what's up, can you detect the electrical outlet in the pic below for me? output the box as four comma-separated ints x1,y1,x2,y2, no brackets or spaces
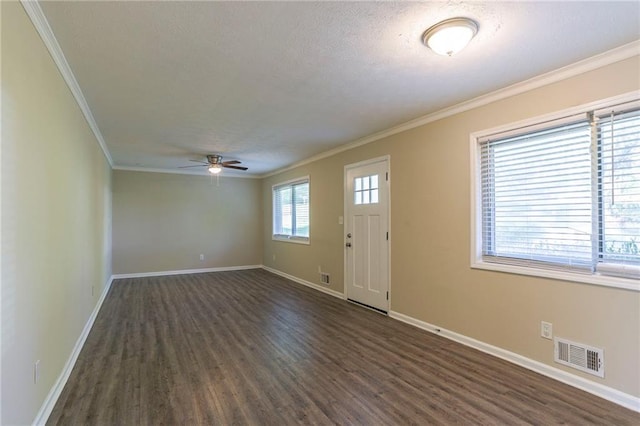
34,360,40,384
541,321,553,339
272,254,276,261
199,254,204,261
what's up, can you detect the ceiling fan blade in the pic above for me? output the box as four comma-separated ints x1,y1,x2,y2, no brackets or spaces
223,165,248,171
189,159,209,164
178,164,207,168
222,160,241,165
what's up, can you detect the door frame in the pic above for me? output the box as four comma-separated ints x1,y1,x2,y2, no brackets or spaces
343,155,391,312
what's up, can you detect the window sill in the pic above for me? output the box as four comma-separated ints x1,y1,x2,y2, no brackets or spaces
272,236,310,245
471,260,640,292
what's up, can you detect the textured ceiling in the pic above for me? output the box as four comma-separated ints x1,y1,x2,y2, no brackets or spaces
39,1,640,176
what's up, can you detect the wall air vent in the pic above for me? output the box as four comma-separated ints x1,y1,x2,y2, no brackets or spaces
554,337,604,378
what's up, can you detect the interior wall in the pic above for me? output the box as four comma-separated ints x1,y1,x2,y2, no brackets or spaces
262,164,345,291
1,2,113,424
262,56,640,398
112,170,263,274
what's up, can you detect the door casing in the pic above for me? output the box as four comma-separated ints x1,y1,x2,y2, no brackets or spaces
343,155,391,312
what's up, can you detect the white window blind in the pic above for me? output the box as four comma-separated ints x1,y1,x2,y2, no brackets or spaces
478,100,640,280
273,178,309,241
596,107,640,278
480,119,593,272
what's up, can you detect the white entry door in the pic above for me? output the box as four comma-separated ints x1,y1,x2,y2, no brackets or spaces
344,157,389,312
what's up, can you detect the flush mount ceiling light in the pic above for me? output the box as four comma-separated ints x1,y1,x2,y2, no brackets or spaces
422,17,478,56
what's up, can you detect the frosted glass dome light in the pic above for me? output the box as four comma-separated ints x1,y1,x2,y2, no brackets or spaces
208,164,222,174
422,18,478,56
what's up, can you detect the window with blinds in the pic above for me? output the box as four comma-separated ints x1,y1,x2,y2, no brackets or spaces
273,177,310,242
476,99,639,283
596,107,640,278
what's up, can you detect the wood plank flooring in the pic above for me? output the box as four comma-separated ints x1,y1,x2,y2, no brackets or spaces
48,269,639,425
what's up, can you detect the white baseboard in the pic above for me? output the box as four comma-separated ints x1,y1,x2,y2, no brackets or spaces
111,264,262,279
32,276,115,425
389,310,640,413
31,269,638,423
262,266,345,300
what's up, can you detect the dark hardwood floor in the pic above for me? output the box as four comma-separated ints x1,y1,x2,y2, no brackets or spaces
48,269,639,425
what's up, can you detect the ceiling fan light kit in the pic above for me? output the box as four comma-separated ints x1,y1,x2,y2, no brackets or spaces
208,164,222,174
422,17,478,56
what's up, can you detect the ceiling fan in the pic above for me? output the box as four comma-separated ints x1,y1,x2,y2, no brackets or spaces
180,154,248,174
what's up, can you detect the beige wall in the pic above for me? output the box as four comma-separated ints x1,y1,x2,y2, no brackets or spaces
3,1,638,421
112,171,262,274
1,2,112,424
263,57,640,397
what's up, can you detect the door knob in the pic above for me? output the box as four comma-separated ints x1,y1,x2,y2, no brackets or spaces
346,242,352,248
347,233,352,238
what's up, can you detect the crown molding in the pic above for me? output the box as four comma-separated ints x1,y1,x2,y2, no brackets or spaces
20,0,114,166
20,0,638,178
262,40,640,178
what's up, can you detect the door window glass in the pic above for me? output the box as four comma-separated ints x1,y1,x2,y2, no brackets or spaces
354,175,379,205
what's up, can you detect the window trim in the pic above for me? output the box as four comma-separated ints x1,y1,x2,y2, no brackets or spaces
272,176,310,244
470,92,640,292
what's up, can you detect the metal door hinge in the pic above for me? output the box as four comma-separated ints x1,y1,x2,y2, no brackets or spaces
386,291,389,300
386,172,388,181
386,232,389,241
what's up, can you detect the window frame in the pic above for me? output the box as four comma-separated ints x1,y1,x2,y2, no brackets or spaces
470,92,640,292
272,176,310,244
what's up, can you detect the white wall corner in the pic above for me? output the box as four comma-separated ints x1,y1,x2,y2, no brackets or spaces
388,310,640,413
